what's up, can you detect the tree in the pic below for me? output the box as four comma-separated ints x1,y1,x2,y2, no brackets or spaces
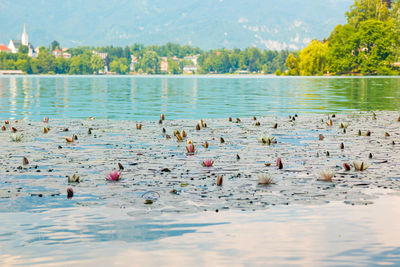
18,45,28,54
297,40,328,75
15,59,31,73
168,59,182,74
31,50,55,74
51,40,60,51
346,0,390,27
284,53,299,75
54,57,70,74
139,51,160,74
110,58,129,74
90,54,104,74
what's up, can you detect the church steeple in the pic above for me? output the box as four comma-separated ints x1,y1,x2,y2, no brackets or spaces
21,24,28,46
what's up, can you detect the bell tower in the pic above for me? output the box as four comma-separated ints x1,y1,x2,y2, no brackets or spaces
21,24,28,46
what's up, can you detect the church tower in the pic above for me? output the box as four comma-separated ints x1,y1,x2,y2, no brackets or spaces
21,24,28,46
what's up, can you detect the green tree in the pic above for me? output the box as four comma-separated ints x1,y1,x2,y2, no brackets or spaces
346,0,390,27
139,51,160,74
18,45,28,54
110,58,129,74
15,59,31,73
51,40,60,51
168,59,182,74
284,53,299,75
31,50,55,74
90,54,104,74
54,57,70,74
297,40,328,75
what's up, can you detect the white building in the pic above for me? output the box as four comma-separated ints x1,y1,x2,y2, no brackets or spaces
8,24,37,57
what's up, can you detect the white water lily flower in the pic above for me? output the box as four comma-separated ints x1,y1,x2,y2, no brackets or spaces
257,173,275,185
257,135,275,145
10,133,23,142
353,161,369,171
318,169,335,182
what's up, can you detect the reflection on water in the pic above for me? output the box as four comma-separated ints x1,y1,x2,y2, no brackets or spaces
0,76,399,120
1,195,400,266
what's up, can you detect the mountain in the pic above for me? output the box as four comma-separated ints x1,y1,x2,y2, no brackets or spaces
0,0,353,50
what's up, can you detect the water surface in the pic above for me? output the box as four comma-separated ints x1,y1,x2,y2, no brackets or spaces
0,75,399,120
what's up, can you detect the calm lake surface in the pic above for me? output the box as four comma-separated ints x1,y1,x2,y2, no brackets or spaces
1,75,400,266
0,75,399,120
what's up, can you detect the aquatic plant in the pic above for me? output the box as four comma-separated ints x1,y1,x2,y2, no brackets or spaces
202,159,214,167
220,137,225,143
196,124,201,131
228,117,232,122
326,119,333,126
10,133,23,142
11,127,18,132
318,169,335,182
216,175,223,186
136,123,142,130
258,135,275,145
366,130,371,136
186,140,195,154
23,157,29,165
257,173,275,185
255,121,261,126
43,127,49,134
43,117,49,123
318,134,324,140
339,122,349,129
273,123,278,129
340,142,344,149
118,163,124,170
276,157,283,169
160,113,165,121
353,161,369,171
106,170,122,181
67,173,80,183
1,125,6,131
67,188,74,199
343,163,351,171
182,130,187,137
203,141,209,148
66,136,74,143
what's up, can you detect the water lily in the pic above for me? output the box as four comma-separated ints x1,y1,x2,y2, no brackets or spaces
66,136,74,143
160,113,165,121
273,123,278,129
67,173,80,183
326,119,333,126
67,188,74,199
276,157,283,169
343,163,351,171
258,135,275,145
318,169,335,182
186,140,195,154
43,117,49,123
340,142,344,149
318,134,324,140
196,123,201,130
339,122,349,129
228,117,232,122
10,133,23,142
136,123,142,130
106,170,122,181
353,161,369,171
203,141,209,148
216,175,223,186
202,159,214,167
23,157,29,165
11,127,17,132
257,173,275,185
1,125,6,131
43,127,49,134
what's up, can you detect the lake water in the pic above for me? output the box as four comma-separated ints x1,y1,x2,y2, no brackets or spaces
0,75,399,120
1,75,400,266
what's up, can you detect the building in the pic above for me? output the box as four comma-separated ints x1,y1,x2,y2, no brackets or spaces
52,48,62,58
93,51,110,73
160,57,169,73
130,55,138,72
184,55,199,66
8,24,37,57
0,44,12,53
183,65,198,74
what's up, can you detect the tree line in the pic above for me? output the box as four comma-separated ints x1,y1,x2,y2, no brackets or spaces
0,42,288,75
285,0,400,76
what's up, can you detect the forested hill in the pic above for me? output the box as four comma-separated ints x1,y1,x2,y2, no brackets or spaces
0,0,351,50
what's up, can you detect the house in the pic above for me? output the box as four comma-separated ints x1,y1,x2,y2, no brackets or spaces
62,52,71,59
184,55,199,66
93,51,110,73
130,55,138,72
0,44,11,53
160,57,169,73
52,48,62,58
183,65,198,74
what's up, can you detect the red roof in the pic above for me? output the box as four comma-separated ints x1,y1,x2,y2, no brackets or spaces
53,49,61,52
0,44,11,51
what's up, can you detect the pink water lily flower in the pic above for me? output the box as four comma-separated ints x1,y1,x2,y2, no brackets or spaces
106,170,122,181
186,141,195,154
202,159,214,167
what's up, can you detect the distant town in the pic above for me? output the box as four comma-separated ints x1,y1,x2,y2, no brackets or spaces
0,24,288,75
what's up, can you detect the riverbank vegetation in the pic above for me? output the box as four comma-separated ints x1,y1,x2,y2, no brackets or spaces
0,43,288,75
285,0,400,76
